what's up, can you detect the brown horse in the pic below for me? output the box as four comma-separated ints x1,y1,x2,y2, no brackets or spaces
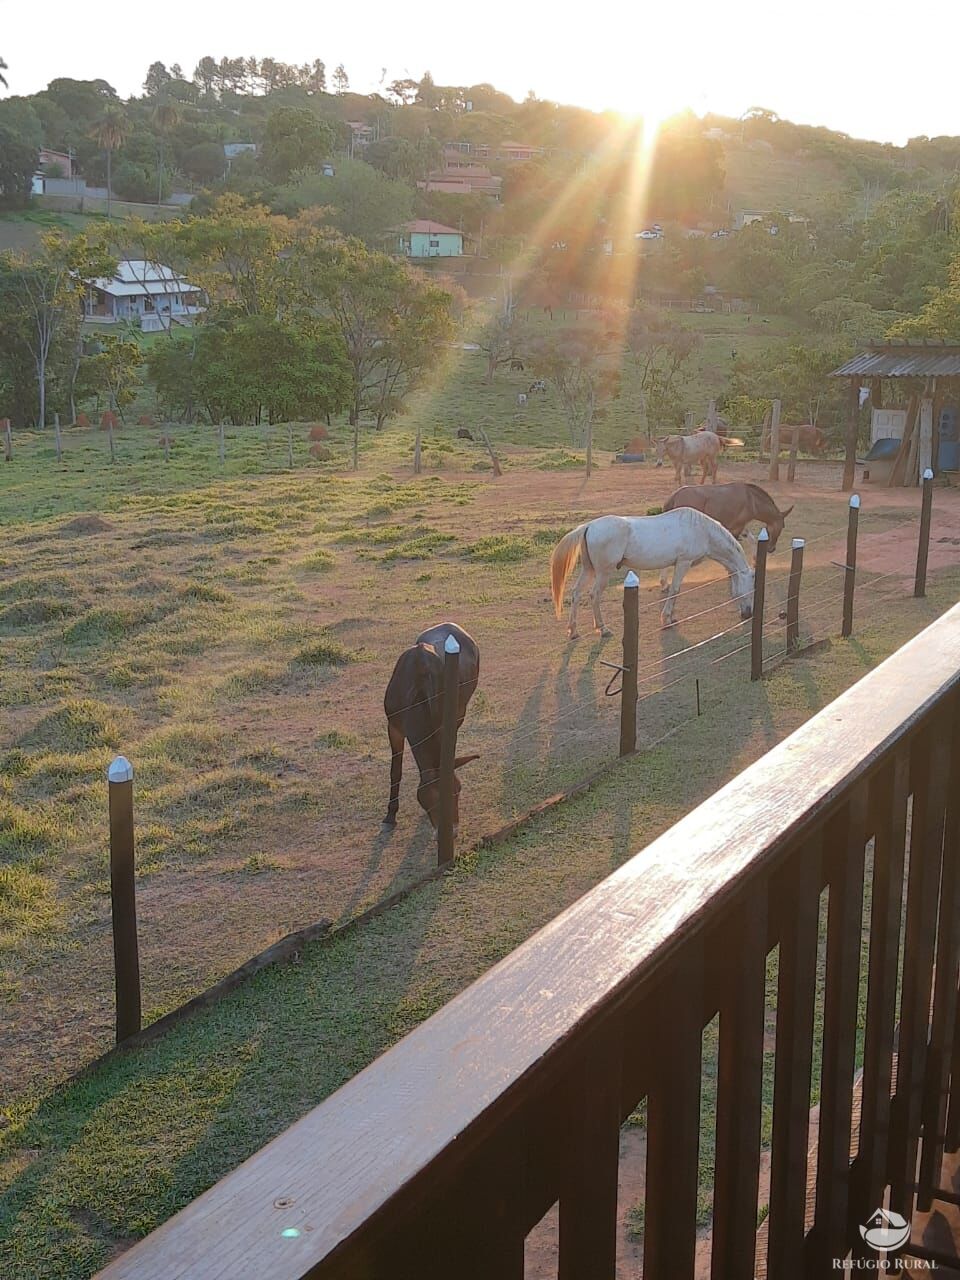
383,622,479,834
764,423,827,455
663,482,793,552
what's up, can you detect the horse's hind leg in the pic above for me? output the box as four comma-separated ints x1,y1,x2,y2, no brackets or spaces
591,573,612,637
659,564,671,594
384,720,404,824
661,560,691,626
568,562,593,639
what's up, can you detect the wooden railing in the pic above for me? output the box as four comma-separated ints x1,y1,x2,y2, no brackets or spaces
97,604,960,1280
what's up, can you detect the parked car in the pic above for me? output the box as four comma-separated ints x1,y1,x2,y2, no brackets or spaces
710,229,730,238
636,229,661,240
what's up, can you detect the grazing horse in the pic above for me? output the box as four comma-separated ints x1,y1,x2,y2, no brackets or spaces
528,379,547,394
550,509,754,635
655,430,721,484
383,623,480,833
663,482,793,552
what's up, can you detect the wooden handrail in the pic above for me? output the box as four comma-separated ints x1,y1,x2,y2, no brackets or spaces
97,604,960,1280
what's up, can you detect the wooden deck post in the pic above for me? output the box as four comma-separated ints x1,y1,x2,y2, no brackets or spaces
767,398,782,483
751,528,768,680
914,469,934,598
620,571,639,756
108,756,141,1043
436,634,460,866
842,495,860,638
786,538,804,651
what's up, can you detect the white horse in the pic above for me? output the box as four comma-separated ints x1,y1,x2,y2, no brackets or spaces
550,508,754,636
655,430,721,484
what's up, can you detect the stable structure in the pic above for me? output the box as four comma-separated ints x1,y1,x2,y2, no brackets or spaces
82,260,205,332
829,340,960,488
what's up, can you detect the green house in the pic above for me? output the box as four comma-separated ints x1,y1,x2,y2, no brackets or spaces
398,220,463,259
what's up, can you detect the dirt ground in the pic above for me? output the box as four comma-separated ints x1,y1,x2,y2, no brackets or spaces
4,452,959,1102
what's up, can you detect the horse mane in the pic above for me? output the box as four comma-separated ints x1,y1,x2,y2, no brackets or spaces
744,482,780,511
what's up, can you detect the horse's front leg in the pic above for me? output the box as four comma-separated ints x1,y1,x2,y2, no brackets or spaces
384,720,404,824
661,560,691,627
592,574,612,637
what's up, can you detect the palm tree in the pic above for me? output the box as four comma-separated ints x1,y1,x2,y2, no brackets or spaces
91,105,129,217
151,99,180,204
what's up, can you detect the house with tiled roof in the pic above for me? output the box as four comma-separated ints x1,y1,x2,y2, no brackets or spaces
398,220,463,258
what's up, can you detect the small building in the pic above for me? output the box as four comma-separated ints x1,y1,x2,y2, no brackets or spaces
83,260,204,331
418,163,501,199
498,140,538,162
398,220,463,259
829,340,960,485
39,148,73,178
346,120,375,151
223,143,257,167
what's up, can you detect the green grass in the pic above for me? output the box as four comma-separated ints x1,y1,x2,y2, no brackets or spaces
1,575,957,1278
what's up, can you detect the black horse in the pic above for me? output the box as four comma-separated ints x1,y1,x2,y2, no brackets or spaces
383,623,480,833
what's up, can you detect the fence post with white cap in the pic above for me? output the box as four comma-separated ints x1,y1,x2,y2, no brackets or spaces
436,634,461,866
108,755,141,1042
620,571,640,756
751,529,769,680
786,538,805,652
842,495,860,638
915,468,934,599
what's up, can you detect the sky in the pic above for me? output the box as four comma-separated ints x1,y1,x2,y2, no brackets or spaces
3,0,960,147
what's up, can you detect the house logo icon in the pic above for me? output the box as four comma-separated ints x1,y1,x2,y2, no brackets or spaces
859,1207,911,1252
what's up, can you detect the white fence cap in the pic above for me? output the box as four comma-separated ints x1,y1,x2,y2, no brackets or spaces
444,634,461,654
791,538,805,549
923,468,934,481
108,756,134,783
850,494,861,509
624,570,640,588
758,527,769,541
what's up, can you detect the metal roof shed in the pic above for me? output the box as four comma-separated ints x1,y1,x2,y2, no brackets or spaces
829,340,960,487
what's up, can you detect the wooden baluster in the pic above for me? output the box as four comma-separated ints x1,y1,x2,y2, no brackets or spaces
766,835,823,1279
710,886,769,1280
808,787,869,1271
558,1022,623,1280
917,696,960,1209
850,753,910,1243
889,718,951,1225
643,945,703,1280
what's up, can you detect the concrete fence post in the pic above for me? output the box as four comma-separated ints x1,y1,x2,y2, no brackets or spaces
108,756,141,1043
751,528,769,680
437,635,460,867
620,571,640,756
786,538,805,651
842,495,860,638
914,469,934,599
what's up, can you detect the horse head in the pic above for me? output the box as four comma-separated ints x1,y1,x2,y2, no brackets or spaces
654,437,672,467
417,754,480,836
765,504,793,553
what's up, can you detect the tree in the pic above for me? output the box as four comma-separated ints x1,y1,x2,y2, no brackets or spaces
365,135,420,182
888,254,960,341
275,157,413,246
416,72,439,109
306,59,326,94
151,98,180,203
532,329,621,477
0,128,38,210
181,141,225,183
194,56,218,97
624,306,701,432
332,64,349,95
74,332,143,418
299,238,455,465
146,315,351,424
143,61,172,99
386,78,419,106
478,311,527,383
262,106,336,181
0,231,115,428
91,104,129,216
0,58,8,90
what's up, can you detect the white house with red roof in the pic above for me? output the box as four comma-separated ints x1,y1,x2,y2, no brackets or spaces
398,220,463,259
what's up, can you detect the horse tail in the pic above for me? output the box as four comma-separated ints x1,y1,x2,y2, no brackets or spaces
551,523,588,619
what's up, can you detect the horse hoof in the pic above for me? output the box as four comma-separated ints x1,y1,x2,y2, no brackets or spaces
567,630,579,640
382,815,397,827
599,627,613,638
